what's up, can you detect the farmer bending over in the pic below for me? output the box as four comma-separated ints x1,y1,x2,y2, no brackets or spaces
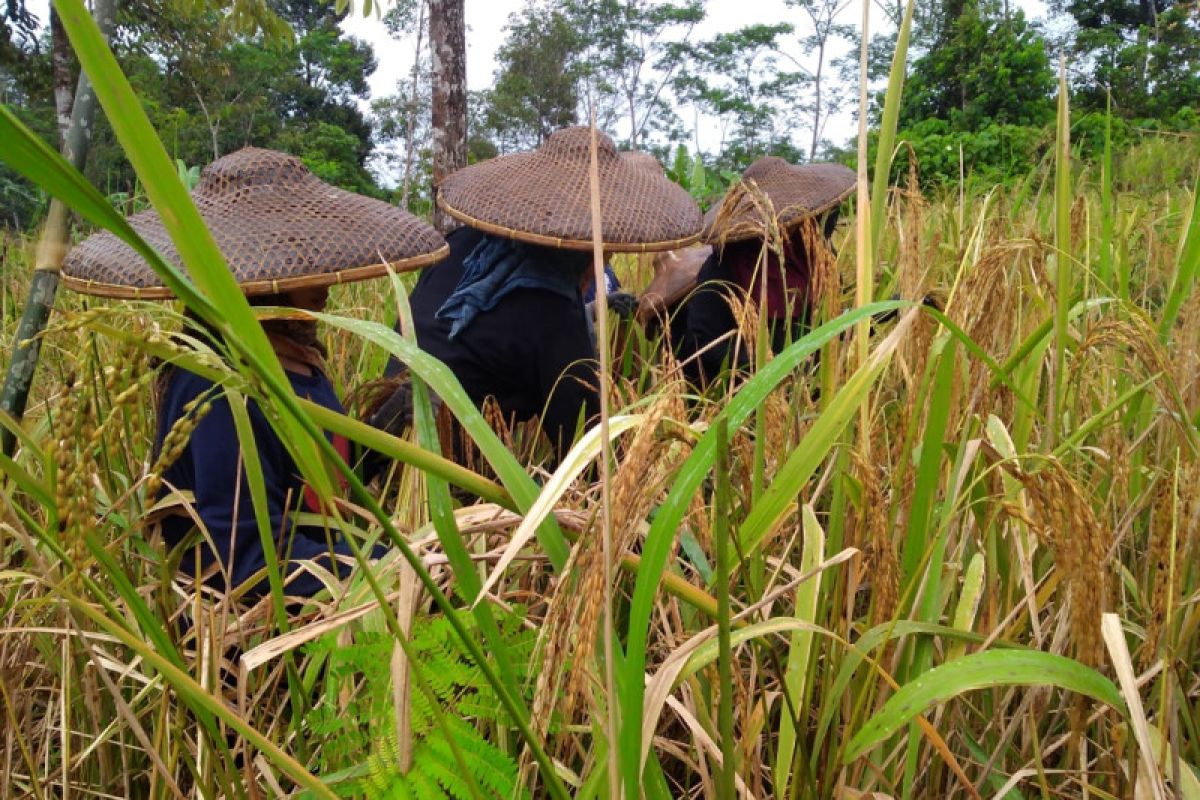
61,147,449,599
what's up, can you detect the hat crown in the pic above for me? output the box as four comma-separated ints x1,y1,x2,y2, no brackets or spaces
543,126,619,163
198,147,310,196
743,156,791,183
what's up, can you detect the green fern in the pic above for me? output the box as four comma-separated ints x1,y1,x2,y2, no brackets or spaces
308,607,534,799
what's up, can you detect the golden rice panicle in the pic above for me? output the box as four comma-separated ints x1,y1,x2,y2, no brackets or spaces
567,394,672,716
1171,289,1200,410
1010,459,1111,667
948,243,1024,417
50,365,101,564
795,215,839,322
1143,454,1200,667
1142,467,1176,667
853,449,898,624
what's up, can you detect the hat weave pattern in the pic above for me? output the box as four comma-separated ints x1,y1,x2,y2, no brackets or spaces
703,157,856,244
62,147,448,299
437,127,702,253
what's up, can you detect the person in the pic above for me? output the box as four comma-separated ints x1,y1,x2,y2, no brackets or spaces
676,157,854,388
61,147,449,599
381,126,703,460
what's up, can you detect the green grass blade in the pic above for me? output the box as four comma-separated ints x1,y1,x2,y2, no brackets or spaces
618,301,903,795
1052,57,1072,445
1157,175,1200,343
311,313,571,569
843,650,1127,763
737,315,911,555
869,0,916,260
389,271,520,696
713,417,735,800
775,504,825,798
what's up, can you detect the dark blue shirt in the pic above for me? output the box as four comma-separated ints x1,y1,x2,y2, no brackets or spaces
156,367,379,598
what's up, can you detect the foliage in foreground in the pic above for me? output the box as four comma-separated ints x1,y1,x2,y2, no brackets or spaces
2,123,1200,795
3,2,1200,797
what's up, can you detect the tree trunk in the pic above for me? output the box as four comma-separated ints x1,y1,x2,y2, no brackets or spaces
1,0,117,457
401,0,427,211
811,39,825,160
429,0,466,233
49,7,75,144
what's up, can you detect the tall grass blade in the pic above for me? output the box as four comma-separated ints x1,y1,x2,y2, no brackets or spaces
869,0,916,260
389,272,519,694
617,301,900,794
1156,174,1200,342
738,312,913,555
844,650,1127,763
713,417,736,800
775,504,826,798
310,313,571,567
1051,56,1072,444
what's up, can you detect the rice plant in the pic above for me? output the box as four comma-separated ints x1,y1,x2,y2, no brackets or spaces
2,1,1200,798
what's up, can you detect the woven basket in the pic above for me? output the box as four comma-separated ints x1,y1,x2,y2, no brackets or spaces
703,158,855,244
62,147,448,299
437,127,701,253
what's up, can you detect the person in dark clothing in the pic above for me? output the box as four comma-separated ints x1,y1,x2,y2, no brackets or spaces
379,125,703,461
60,147,449,600
676,157,854,389
156,290,393,598
388,225,601,456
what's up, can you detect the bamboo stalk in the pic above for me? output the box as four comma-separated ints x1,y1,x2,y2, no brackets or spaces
0,0,116,457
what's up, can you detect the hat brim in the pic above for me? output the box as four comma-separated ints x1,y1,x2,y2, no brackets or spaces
62,147,449,298
59,246,450,300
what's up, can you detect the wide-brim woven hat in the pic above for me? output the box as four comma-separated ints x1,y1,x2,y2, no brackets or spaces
437,127,701,253
62,147,449,299
703,157,855,244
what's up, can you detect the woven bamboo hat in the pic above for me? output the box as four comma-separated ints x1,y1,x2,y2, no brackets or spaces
703,157,855,244
62,147,449,299
436,127,701,253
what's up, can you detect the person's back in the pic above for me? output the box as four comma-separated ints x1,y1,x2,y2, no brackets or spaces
395,226,599,456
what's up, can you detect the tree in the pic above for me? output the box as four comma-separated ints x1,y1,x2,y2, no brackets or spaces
1049,0,1200,118
899,1,1055,131
563,0,704,149
673,23,806,169
429,0,466,232
783,0,854,159
481,1,581,152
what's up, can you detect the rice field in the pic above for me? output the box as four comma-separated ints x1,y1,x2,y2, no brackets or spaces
3,5,1200,799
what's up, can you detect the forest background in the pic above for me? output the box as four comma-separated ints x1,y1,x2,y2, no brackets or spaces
2,0,1198,232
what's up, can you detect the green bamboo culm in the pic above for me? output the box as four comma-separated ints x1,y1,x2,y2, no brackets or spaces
0,0,116,457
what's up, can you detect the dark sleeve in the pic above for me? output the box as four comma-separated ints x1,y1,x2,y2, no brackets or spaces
524,297,600,456
681,254,745,387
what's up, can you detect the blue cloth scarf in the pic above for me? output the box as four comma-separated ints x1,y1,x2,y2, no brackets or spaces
436,234,585,339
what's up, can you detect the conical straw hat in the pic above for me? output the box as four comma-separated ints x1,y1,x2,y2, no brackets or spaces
437,127,702,253
703,157,855,244
62,147,449,299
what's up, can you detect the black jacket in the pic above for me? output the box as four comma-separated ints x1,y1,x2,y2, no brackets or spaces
390,226,600,456
678,253,807,388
